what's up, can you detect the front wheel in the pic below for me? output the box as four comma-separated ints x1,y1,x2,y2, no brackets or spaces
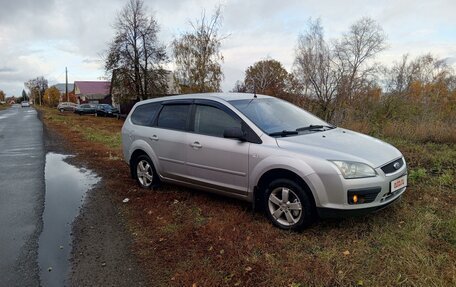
264,179,315,231
59,108,64,112
133,154,158,188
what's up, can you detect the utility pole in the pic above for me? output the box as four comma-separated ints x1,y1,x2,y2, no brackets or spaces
65,67,68,102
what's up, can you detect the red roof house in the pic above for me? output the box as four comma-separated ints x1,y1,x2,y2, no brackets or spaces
74,81,111,104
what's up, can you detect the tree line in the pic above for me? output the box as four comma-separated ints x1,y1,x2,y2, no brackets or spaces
105,0,455,127
21,0,455,130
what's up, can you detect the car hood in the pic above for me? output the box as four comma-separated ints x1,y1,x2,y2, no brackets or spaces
276,128,402,168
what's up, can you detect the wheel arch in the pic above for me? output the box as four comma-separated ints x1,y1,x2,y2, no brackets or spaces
129,149,148,178
254,168,317,212
127,142,160,179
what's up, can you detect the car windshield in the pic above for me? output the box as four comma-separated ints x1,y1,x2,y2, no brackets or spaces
229,97,331,136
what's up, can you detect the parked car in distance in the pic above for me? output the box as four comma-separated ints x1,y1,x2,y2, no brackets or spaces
21,101,30,107
121,93,407,231
57,102,78,112
74,104,97,115
96,104,120,118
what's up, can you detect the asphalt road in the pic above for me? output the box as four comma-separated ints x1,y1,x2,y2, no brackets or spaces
0,105,44,286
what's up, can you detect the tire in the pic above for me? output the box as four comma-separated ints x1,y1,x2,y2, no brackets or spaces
59,108,64,112
133,154,158,188
263,178,315,231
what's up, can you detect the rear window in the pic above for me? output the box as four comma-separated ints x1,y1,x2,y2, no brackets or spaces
131,103,161,126
157,104,190,131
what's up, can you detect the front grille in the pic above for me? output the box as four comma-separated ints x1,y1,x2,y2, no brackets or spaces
381,158,404,174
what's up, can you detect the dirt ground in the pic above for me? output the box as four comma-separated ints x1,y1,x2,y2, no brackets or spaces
40,111,147,286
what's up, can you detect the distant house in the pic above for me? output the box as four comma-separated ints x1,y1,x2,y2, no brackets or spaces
74,81,111,104
111,70,177,114
52,83,75,102
7,97,16,105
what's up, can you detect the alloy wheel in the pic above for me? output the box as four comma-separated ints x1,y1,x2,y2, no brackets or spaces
136,159,153,187
268,187,303,227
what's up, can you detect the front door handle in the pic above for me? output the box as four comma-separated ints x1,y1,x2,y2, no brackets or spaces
190,141,202,149
150,135,159,141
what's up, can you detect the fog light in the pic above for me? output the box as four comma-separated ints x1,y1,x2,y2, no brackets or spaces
348,187,381,205
352,195,358,204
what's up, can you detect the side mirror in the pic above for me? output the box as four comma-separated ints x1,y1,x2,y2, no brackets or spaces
223,127,246,141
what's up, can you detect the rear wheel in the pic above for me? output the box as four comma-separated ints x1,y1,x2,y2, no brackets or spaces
264,178,314,231
59,108,64,112
133,154,157,188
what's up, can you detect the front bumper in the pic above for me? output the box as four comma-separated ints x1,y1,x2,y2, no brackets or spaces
317,192,403,218
307,157,408,215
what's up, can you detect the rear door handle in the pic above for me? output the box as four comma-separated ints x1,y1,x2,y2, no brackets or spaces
150,135,159,141
190,141,202,149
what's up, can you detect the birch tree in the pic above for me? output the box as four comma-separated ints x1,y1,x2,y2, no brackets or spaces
172,7,224,93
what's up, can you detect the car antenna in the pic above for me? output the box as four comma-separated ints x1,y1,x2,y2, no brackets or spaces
253,80,257,98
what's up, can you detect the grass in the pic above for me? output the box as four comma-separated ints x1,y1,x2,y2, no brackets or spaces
0,104,10,111
38,106,122,149
38,106,456,286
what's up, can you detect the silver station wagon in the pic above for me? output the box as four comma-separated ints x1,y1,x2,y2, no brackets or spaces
121,93,407,230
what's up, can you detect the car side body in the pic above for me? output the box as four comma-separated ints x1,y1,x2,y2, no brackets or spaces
74,104,97,115
121,93,407,230
57,102,78,112
96,104,120,117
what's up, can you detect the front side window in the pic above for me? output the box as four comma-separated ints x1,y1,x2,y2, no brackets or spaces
131,103,160,126
157,104,190,131
193,105,241,137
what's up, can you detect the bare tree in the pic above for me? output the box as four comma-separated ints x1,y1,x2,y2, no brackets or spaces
25,76,48,105
384,54,411,94
293,18,340,121
105,0,167,101
385,53,455,94
172,7,225,93
293,17,386,122
334,17,387,102
231,80,246,93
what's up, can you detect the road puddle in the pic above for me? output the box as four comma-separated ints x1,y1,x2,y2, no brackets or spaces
38,153,99,286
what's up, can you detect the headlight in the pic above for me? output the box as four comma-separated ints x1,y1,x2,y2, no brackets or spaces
330,161,377,179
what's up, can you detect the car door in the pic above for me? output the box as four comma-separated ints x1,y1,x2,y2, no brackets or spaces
151,101,192,181
186,101,250,196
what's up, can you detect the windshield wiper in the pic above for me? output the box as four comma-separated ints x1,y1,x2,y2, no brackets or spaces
296,125,336,132
268,130,299,137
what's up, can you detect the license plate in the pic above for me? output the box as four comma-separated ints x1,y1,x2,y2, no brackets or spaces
391,175,407,193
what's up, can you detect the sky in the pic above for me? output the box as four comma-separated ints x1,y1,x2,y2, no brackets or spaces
0,0,455,96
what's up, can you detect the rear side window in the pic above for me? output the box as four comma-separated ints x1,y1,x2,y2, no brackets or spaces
157,104,190,131
194,105,241,137
131,103,160,126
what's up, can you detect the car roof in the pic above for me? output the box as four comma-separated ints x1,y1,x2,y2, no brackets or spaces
136,92,272,106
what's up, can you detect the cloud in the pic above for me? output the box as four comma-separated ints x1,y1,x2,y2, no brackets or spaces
0,67,16,73
0,0,455,95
